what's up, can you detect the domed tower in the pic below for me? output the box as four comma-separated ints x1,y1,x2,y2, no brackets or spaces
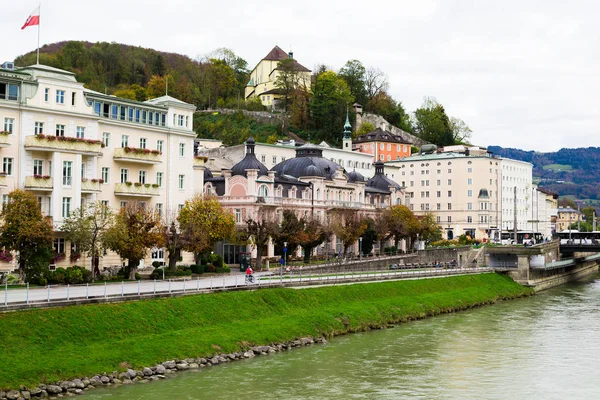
271,143,344,179
366,160,402,192
230,137,268,177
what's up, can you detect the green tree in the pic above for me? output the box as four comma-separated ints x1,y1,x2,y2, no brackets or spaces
416,213,442,243
178,195,236,264
413,97,455,146
274,210,303,258
449,117,472,144
103,202,164,279
146,74,175,99
384,205,419,247
0,190,53,281
274,58,307,111
339,59,368,106
360,218,378,256
356,121,375,138
310,71,353,143
61,202,113,278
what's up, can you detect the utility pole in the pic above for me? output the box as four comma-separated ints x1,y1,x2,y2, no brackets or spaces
577,202,581,232
513,186,518,244
594,210,597,232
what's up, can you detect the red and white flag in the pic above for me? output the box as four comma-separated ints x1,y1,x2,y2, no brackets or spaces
21,6,40,30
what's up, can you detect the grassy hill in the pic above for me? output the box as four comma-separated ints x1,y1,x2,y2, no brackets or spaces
488,146,600,200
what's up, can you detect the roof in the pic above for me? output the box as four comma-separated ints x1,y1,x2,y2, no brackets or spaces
145,95,196,110
231,138,269,178
366,161,402,193
354,128,411,145
261,45,311,72
271,143,344,179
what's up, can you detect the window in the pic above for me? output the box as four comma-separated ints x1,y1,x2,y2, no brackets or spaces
101,167,110,184
448,203,452,210
448,169,452,173
179,143,185,157
178,115,185,126
387,155,391,161
120,168,129,183
62,197,71,218
178,174,185,190
121,135,129,148
76,126,85,139
44,88,49,102
436,216,441,223
448,216,452,223
156,172,163,187
71,92,76,106
62,161,72,186
436,203,441,210
436,191,441,197
437,179,441,186
155,203,163,217
261,155,266,163
448,191,452,197
157,140,163,153
387,144,391,151
468,167,472,173
448,179,452,185
55,124,65,137
120,201,128,209
468,190,473,197
140,138,147,149
467,202,472,210
234,209,242,223
380,143,384,150
273,156,277,164
139,170,146,184
102,132,110,147
56,90,65,104
467,178,472,185
258,185,268,197
35,122,44,134
53,238,66,254
3,118,14,134
33,160,43,176
467,216,472,223
410,181,414,187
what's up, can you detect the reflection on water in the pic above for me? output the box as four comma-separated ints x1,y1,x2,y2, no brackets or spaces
84,274,600,399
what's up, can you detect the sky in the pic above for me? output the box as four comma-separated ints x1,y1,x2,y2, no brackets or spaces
1,0,598,152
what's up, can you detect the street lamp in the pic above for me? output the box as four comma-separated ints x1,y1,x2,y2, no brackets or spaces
359,237,363,261
282,241,287,282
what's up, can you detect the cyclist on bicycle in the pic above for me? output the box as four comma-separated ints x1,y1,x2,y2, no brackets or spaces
245,265,254,283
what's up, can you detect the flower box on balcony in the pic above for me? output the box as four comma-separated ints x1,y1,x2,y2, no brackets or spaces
25,176,54,190
114,182,160,197
25,134,103,155
113,147,162,164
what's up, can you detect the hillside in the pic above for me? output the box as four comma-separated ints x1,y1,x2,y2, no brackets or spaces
488,146,600,200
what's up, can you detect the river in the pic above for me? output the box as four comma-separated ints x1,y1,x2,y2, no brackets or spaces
83,274,600,399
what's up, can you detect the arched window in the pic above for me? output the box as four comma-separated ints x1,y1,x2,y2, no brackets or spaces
396,198,401,205
316,188,321,200
205,183,213,195
326,190,330,200
338,191,342,201
359,193,363,203
258,185,268,197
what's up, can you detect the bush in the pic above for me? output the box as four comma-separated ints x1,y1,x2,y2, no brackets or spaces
51,267,67,284
208,253,224,269
152,261,161,268
190,264,205,274
215,266,231,274
205,265,216,273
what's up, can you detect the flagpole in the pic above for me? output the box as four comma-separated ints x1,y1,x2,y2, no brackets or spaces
36,2,41,64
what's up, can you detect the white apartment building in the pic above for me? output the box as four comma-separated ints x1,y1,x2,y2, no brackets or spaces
385,145,535,241
0,64,201,271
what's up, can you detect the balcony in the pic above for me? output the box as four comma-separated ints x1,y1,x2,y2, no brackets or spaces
25,135,103,156
325,200,364,209
81,179,102,193
0,133,11,148
113,147,162,164
25,176,53,191
114,182,160,197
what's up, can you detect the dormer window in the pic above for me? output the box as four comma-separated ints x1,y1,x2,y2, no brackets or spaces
56,90,65,104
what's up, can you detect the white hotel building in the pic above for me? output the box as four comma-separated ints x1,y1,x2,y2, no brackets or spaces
385,145,539,241
0,63,202,271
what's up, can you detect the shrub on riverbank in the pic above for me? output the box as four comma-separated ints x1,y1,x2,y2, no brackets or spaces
0,273,532,390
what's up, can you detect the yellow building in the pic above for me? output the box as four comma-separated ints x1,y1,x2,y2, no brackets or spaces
556,207,583,232
244,45,311,109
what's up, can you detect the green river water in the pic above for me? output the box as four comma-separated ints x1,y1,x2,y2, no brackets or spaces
84,274,600,399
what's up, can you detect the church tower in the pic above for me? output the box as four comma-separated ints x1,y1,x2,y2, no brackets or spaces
343,109,353,152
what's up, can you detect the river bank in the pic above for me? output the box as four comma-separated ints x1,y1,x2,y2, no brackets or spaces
0,273,532,396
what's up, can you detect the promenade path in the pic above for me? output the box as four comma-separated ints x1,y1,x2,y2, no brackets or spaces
1,266,492,311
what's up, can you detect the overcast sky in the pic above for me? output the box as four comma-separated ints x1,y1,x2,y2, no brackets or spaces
2,0,598,152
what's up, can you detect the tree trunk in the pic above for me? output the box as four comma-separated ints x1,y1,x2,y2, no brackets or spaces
128,259,140,280
194,252,202,266
303,246,312,264
19,257,26,282
255,246,263,271
93,253,100,279
168,248,179,272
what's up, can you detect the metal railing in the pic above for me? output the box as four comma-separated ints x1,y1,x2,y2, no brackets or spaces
0,266,492,310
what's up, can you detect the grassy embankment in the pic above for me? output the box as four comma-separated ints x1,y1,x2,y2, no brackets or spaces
0,273,532,390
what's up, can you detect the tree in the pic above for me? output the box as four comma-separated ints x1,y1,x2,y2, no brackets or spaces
360,218,378,256
274,210,303,258
356,121,375,138
178,196,236,264
413,97,455,147
416,213,442,244
339,59,368,106
163,220,184,272
103,202,164,279
243,208,278,270
310,70,353,142
274,58,306,112
297,216,329,263
331,210,367,255
449,117,472,144
0,190,53,281
364,67,389,112
384,205,419,248
61,202,113,278
146,74,175,99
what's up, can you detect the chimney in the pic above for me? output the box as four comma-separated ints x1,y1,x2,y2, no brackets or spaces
288,51,294,59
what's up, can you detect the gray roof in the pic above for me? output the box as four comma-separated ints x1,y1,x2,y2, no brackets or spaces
271,143,344,179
